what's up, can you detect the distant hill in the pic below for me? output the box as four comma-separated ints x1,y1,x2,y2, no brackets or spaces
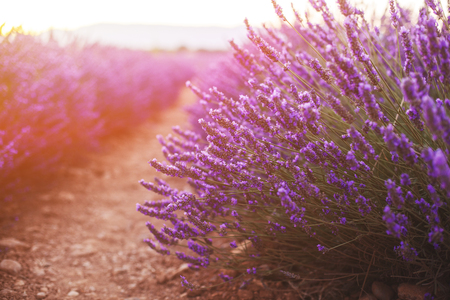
40,24,248,51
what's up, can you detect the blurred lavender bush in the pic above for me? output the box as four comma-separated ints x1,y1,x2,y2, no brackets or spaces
139,0,450,298
0,29,201,196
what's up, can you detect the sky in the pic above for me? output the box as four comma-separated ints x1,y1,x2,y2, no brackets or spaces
1,0,428,33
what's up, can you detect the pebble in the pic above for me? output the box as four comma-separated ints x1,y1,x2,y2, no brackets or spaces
0,259,22,273
359,294,377,300
167,263,189,280
156,272,168,284
128,283,137,289
397,283,430,300
33,267,46,276
67,290,80,297
372,281,395,300
14,279,26,286
186,289,203,297
58,191,76,201
231,240,252,255
0,289,15,296
112,266,129,276
0,237,30,249
237,289,254,300
259,290,274,299
36,292,47,299
70,244,97,257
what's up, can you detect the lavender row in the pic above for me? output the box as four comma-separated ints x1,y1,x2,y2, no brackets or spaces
0,31,200,197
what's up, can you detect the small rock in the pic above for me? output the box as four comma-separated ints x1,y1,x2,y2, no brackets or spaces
0,259,22,273
187,289,203,297
156,273,168,284
31,244,41,252
359,294,377,300
41,206,54,216
59,191,75,201
128,283,137,289
237,289,254,300
397,283,430,300
232,240,252,255
85,293,97,298
42,261,52,268
0,289,15,296
67,290,80,297
372,281,395,300
167,263,189,280
259,290,274,299
253,279,265,288
33,267,46,276
0,238,30,249
36,292,47,299
112,266,128,276
14,279,26,286
280,294,297,300
40,287,49,293
39,194,52,201
70,244,97,257
219,268,239,278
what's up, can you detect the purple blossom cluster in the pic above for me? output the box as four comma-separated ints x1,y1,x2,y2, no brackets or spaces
139,0,450,296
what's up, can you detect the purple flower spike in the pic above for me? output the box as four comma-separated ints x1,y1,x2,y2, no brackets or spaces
422,148,450,197
317,244,329,254
271,0,286,21
389,0,400,28
382,206,409,238
428,225,444,249
399,28,414,75
382,124,417,165
422,96,450,145
180,275,196,290
400,173,411,186
219,273,233,282
385,179,405,208
394,241,418,261
344,16,369,63
346,127,377,160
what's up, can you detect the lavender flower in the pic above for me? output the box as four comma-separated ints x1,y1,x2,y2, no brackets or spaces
422,148,450,197
385,179,405,208
389,0,400,28
400,173,411,186
219,273,233,282
399,27,414,75
394,241,418,261
317,244,329,254
180,275,197,290
382,206,409,238
382,124,417,165
271,0,286,21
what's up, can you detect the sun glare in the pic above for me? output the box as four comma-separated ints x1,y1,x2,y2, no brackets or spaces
0,0,426,34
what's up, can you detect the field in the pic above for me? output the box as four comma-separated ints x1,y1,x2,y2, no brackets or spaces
1,0,450,299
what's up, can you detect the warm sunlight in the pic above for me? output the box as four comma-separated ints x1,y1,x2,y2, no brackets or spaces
1,0,424,33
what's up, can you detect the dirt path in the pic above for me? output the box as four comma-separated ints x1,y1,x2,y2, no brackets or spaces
0,88,208,300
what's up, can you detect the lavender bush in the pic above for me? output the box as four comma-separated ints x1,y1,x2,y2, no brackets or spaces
138,0,450,298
